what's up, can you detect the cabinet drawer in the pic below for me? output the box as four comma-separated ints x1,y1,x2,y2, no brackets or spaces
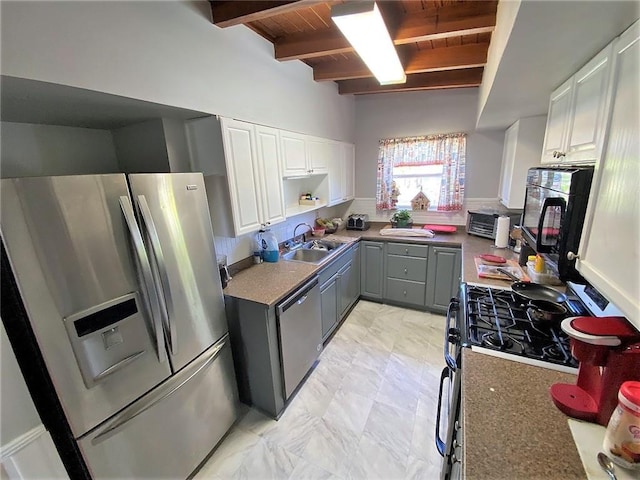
385,278,425,306
387,242,428,258
387,255,427,282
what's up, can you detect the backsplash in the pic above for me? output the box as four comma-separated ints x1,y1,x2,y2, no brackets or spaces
346,197,506,225
214,203,353,265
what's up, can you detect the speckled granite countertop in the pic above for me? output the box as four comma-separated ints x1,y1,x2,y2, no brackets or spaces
462,349,583,480
222,223,520,305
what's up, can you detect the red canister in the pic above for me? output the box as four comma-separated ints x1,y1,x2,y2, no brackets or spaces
603,381,640,470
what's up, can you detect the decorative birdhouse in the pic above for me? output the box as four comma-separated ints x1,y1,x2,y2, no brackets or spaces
411,191,430,211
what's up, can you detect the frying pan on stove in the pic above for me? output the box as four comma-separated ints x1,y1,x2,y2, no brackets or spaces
496,267,568,304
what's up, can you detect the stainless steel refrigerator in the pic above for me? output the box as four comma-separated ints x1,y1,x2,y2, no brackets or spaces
1,173,238,479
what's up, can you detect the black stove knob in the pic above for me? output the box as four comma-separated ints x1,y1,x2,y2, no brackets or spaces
448,328,460,344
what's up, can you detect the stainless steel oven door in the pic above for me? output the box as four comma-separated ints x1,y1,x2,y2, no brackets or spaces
436,297,463,480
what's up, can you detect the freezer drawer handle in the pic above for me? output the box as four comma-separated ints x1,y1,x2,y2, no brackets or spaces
90,337,227,446
136,195,177,356
434,365,450,457
119,196,166,364
92,350,146,383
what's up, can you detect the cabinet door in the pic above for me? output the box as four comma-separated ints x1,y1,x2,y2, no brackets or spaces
426,246,461,314
360,241,384,299
220,118,263,235
351,244,361,307
343,143,355,201
565,43,614,164
541,77,574,164
308,137,329,174
320,275,339,340
338,260,353,318
576,21,639,330
254,125,286,226
327,141,344,205
281,131,308,177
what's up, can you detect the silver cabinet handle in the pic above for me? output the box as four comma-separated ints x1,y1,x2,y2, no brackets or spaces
567,251,580,261
91,337,226,445
119,196,166,364
93,351,146,382
405,248,409,254
403,290,407,296
297,294,308,305
136,195,177,356
404,268,408,274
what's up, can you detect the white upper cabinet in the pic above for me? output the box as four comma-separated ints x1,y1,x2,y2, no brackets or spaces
327,141,355,206
498,116,546,209
186,116,285,237
575,20,639,330
281,131,329,177
253,125,286,227
343,142,355,201
541,42,614,165
280,131,308,177
307,136,329,175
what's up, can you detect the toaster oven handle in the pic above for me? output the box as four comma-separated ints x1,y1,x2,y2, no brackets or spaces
536,197,566,252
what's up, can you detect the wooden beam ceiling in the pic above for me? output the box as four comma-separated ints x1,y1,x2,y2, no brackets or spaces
274,2,497,61
209,1,497,95
337,68,484,95
210,1,322,28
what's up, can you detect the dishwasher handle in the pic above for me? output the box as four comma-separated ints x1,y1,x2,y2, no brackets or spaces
277,277,319,316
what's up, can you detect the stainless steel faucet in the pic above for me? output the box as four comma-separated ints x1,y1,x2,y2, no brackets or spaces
293,223,313,244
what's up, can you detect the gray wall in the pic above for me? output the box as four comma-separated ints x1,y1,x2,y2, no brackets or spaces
354,88,505,199
0,122,119,178
0,1,355,142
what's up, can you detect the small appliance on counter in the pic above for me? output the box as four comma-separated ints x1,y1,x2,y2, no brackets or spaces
466,209,521,239
347,213,370,231
550,316,640,426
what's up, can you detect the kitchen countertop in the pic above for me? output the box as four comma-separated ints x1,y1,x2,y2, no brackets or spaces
462,349,584,480
222,223,521,306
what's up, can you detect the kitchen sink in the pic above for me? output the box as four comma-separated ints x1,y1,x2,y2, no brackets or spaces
281,240,348,264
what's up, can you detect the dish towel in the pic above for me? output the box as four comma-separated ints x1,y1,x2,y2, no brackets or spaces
379,228,435,237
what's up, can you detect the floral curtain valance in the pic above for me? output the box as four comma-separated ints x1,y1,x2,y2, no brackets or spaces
376,132,466,211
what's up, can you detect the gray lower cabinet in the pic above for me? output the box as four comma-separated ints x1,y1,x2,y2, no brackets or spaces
385,242,428,308
319,244,359,341
360,241,385,299
320,274,339,340
426,246,462,313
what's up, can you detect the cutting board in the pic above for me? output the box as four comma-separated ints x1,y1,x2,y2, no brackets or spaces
568,419,636,480
474,257,530,281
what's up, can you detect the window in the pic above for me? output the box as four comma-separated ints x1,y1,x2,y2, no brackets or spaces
376,133,466,212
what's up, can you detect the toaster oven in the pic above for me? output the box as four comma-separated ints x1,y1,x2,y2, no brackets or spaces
466,210,521,239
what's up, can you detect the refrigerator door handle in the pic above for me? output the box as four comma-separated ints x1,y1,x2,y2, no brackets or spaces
119,196,167,364
136,195,177,356
89,336,227,446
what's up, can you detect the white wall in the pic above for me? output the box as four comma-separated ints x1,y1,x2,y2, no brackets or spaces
0,1,355,142
0,122,119,178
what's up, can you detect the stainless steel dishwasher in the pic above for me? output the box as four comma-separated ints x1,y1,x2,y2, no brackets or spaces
276,277,323,400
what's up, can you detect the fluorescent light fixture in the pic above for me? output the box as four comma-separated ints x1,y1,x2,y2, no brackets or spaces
331,1,406,85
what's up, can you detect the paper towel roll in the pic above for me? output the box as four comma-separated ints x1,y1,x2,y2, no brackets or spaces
495,215,510,248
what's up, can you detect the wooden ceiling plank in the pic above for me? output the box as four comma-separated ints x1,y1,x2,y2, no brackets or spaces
405,43,488,74
211,0,323,28
313,42,487,81
337,68,484,95
274,4,496,60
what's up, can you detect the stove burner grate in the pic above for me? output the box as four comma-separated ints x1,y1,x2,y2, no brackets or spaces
482,332,513,349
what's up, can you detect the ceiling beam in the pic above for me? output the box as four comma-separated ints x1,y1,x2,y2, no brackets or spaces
275,2,497,61
337,68,484,95
313,43,489,81
210,1,321,28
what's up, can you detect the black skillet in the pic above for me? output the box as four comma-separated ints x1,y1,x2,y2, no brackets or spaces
496,267,568,304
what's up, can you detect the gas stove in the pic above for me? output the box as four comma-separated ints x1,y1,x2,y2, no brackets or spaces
461,284,586,372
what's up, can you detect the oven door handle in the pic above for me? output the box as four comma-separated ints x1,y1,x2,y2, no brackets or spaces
435,365,450,457
444,298,460,371
536,197,566,253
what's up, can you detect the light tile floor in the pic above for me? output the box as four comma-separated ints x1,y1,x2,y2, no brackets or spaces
194,300,446,480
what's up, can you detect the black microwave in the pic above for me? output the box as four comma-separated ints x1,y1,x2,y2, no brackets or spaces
521,166,594,281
